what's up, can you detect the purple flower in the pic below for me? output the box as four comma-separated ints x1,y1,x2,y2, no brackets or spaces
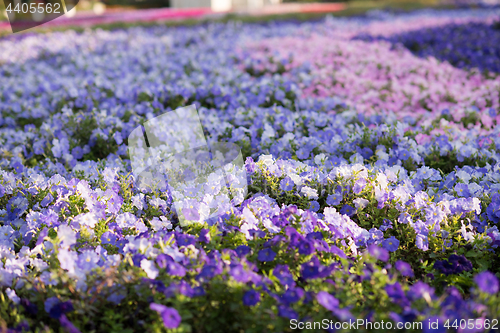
379,219,393,231
273,265,295,286
258,248,276,262
198,229,211,244
157,255,186,277
150,303,181,329
277,305,298,319
381,236,399,252
198,265,219,279
245,157,257,174
353,178,367,194
367,244,389,262
40,193,54,207
301,259,320,280
316,291,339,311
242,290,260,306
329,245,347,259
331,307,354,321
280,177,294,192
407,281,434,301
59,315,81,333
326,192,343,206
176,234,197,247
230,264,252,283
285,227,304,247
433,260,456,276
281,287,304,305
339,205,355,217
434,255,472,276
398,149,410,161
101,231,117,245
308,200,320,212
296,148,310,160
487,201,500,223
7,194,29,219
385,282,405,301
425,205,445,226
298,239,315,255
235,245,251,257
435,135,449,149
454,183,470,197
474,271,499,294
415,234,429,251
448,254,473,272
170,281,195,298
395,260,414,277
367,228,384,245
182,207,200,221
49,301,74,319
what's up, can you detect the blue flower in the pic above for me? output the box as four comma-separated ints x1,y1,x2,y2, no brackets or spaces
280,176,294,192
101,231,117,245
367,245,389,262
150,303,181,329
381,236,400,252
59,315,81,333
316,291,339,311
235,245,251,257
398,149,410,161
339,205,355,217
257,248,276,262
326,192,343,206
454,183,470,197
48,301,74,319
281,287,304,305
474,271,499,294
395,260,414,277
242,290,260,306
298,239,315,255
273,265,295,286
308,200,319,212
385,282,405,301
277,305,298,319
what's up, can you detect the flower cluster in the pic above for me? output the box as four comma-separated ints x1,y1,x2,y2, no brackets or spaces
0,7,500,333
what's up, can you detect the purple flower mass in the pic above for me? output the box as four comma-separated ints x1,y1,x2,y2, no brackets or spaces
381,236,400,252
258,248,277,262
150,303,181,329
1,5,500,332
243,290,261,306
395,260,414,277
474,271,499,294
434,254,473,276
316,291,339,311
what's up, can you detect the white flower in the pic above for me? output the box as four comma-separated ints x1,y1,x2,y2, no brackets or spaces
258,154,274,167
6,288,20,304
263,218,280,233
164,246,185,262
301,186,318,199
140,259,159,279
456,170,471,183
288,173,303,186
58,225,76,248
467,183,482,197
353,198,369,210
314,153,327,165
261,123,275,144
75,212,98,228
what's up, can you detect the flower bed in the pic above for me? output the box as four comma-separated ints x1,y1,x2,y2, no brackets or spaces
1,8,500,333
